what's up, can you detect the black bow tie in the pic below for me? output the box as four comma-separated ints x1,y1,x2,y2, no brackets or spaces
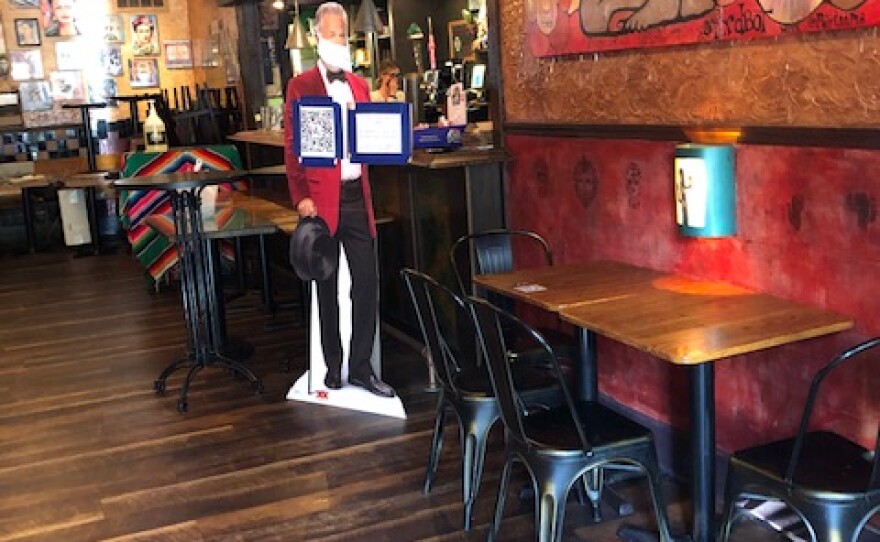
327,70,347,84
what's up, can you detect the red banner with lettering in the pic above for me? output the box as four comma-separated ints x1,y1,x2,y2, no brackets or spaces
527,0,880,55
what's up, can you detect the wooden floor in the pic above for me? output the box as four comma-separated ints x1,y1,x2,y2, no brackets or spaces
0,250,786,542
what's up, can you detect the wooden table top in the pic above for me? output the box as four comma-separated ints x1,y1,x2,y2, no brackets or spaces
472,261,666,312
474,260,854,365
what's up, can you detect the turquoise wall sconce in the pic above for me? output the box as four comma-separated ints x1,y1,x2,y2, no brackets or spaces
674,143,737,238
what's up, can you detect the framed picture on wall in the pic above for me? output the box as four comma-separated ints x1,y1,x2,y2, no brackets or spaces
55,41,82,70
9,49,42,80
104,14,125,43
129,57,159,87
9,0,40,8
88,77,117,103
130,14,160,56
14,18,40,46
447,20,476,61
19,80,52,111
49,70,84,100
100,45,123,76
163,40,192,69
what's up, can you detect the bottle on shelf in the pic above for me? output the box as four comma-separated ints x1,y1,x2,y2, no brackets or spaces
143,100,168,152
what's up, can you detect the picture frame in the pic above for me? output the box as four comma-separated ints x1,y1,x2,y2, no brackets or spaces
163,40,192,69
14,18,40,46
104,14,125,43
100,45,123,76
130,14,159,56
42,0,80,37
9,49,42,80
447,20,476,61
9,0,40,9
49,70,84,100
128,57,159,87
347,102,412,165
293,96,342,168
55,41,82,70
19,80,52,111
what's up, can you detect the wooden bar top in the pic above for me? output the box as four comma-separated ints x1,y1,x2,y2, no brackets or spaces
228,130,507,169
228,130,285,147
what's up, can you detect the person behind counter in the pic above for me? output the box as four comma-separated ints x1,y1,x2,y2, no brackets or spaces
284,1,395,399
370,59,405,102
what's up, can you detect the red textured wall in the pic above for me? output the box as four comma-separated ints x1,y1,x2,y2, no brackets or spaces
506,134,879,452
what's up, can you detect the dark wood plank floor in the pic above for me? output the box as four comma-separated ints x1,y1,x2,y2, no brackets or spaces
0,250,786,541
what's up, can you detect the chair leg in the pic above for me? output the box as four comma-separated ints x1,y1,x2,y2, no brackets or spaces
424,399,446,494
584,468,605,522
489,455,516,542
460,404,498,531
641,449,675,542
537,473,574,542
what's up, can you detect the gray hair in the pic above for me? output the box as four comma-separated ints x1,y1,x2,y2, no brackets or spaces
314,2,348,38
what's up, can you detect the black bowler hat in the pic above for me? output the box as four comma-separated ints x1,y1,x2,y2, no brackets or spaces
289,216,338,281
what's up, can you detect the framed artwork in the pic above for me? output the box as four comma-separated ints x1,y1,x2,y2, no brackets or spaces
447,20,475,61
104,15,125,43
14,18,40,46
55,41,82,70
130,14,159,56
49,70,84,100
128,57,159,87
9,0,39,8
163,40,192,69
9,49,42,80
19,80,52,111
0,18,6,55
88,77,117,102
100,45,123,76
42,0,80,37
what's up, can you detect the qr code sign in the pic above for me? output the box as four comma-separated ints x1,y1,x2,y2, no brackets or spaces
300,106,336,157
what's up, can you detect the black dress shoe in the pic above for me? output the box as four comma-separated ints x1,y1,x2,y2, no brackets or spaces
348,375,396,398
324,370,342,390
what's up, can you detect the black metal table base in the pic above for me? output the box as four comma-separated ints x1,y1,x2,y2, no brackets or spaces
154,350,263,412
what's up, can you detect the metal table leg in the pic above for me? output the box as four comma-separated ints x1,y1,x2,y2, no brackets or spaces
689,363,716,542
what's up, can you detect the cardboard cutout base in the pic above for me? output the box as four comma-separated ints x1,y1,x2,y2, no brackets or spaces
286,249,406,419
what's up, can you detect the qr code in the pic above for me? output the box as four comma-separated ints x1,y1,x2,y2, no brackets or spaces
300,107,336,157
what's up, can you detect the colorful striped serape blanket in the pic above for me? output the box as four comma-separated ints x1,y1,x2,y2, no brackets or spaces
118,146,248,284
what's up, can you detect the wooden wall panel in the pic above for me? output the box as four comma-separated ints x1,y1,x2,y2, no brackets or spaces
500,0,880,128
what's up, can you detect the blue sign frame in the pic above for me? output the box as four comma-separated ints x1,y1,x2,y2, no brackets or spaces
293,96,343,168
348,102,412,166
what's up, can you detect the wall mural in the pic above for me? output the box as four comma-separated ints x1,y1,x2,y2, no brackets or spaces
526,0,879,54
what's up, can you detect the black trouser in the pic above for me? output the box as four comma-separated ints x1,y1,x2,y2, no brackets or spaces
316,179,378,381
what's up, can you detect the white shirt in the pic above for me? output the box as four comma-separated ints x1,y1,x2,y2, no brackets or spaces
318,62,362,182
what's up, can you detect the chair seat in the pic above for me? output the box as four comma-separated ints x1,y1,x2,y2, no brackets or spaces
524,401,653,452
732,431,875,495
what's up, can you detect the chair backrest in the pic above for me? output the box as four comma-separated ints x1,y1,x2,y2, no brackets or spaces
449,229,553,296
785,336,880,485
401,268,482,398
469,296,590,452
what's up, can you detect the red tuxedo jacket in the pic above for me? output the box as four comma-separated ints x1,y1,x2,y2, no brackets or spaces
284,67,376,237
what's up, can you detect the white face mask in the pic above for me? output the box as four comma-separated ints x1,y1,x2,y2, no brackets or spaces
317,37,352,73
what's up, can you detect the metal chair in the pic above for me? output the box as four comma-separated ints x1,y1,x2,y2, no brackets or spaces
718,337,880,542
469,296,675,542
400,268,561,531
450,228,573,365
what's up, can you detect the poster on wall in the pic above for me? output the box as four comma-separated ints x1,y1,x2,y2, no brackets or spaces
526,0,880,54
49,70,84,100
131,14,159,56
100,45,123,76
9,0,40,8
19,80,52,111
129,57,159,87
55,41,82,70
42,0,80,37
10,50,42,80
163,40,193,69
104,14,125,43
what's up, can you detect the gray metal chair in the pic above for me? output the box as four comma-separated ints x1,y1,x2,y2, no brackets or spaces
401,268,560,531
718,337,880,542
469,295,675,542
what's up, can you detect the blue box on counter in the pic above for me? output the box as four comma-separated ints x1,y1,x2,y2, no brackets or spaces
413,125,464,150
